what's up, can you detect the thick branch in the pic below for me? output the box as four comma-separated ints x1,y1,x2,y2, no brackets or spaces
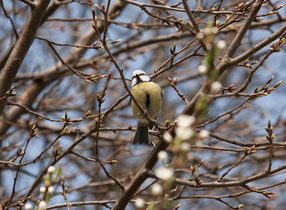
218,0,264,72
227,24,286,66
0,0,51,115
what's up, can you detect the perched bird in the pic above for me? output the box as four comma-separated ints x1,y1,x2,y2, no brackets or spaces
131,70,162,144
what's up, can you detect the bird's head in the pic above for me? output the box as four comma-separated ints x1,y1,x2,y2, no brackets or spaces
131,70,150,87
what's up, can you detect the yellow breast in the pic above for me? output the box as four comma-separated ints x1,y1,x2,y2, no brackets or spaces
131,81,162,124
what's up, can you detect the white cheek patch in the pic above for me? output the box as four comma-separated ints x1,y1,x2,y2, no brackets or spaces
131,78,137,87
140,75,150,82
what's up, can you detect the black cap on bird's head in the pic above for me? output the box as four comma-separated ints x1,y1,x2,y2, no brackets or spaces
131,70,150,87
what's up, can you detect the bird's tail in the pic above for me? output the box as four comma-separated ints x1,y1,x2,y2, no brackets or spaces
132,123,150,144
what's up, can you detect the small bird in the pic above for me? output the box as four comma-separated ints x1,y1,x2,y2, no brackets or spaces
131,70,162,144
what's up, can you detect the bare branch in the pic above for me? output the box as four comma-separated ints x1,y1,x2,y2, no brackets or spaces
0,0,51,114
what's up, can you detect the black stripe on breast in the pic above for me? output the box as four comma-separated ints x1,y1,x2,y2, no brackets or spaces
145,93,151,109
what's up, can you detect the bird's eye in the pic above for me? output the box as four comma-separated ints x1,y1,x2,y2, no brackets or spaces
132,73,145,79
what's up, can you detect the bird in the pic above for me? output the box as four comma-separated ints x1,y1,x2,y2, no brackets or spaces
131,70,162,144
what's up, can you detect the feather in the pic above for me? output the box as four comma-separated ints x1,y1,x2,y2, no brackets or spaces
132,123,150,144
145,92,151,109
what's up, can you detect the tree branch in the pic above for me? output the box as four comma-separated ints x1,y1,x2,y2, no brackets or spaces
0,0,51,115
